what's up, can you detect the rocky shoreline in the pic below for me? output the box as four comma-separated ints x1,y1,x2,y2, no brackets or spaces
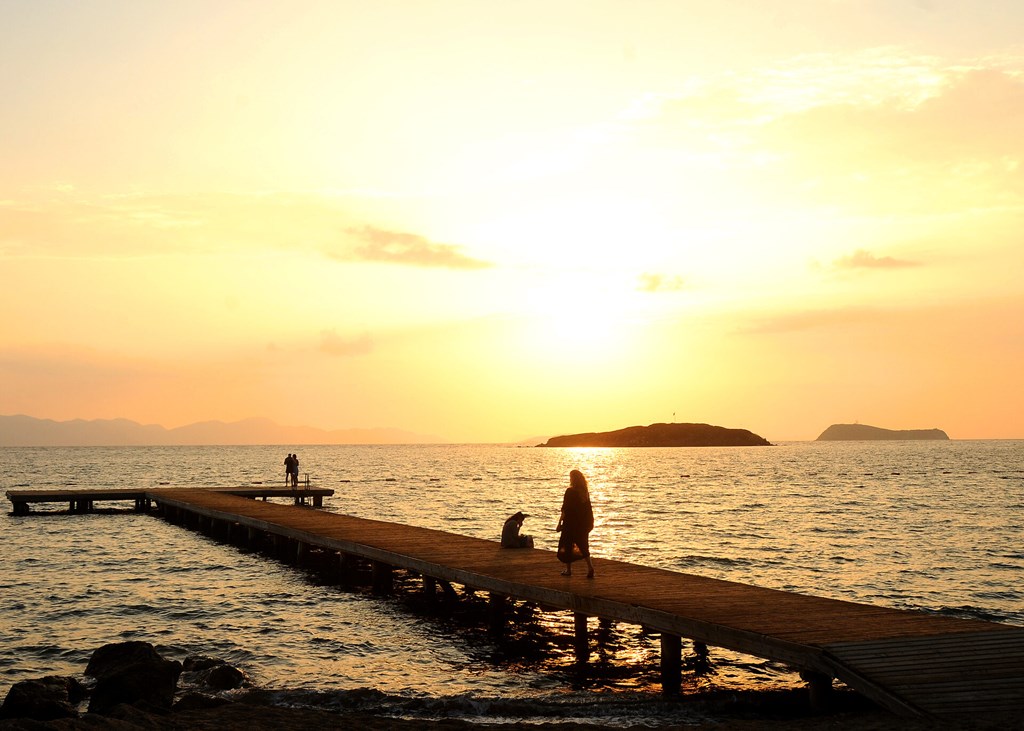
0,641,1012,730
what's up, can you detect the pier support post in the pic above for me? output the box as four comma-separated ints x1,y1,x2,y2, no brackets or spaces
660,633,682,696
690,640,711,674
573,613,590,664
488,593,507,635
422,576,437,598
595,617,615,650
801,670,833,710
339,553,359,585
439,580,459,603
371,561,393,594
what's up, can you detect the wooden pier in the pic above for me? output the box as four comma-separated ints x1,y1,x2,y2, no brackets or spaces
7,487,1024,719
5,486,334,515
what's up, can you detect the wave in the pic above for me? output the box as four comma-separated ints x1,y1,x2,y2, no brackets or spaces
250,686,711,726
673,554,751,569
914,604,1022,625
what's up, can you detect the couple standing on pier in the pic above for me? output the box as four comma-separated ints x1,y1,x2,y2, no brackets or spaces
283,453,299,487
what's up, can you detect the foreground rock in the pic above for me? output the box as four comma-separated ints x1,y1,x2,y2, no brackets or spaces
0,642,254,724
0,676,87,721
539,423,772,448
85,641,183,714
816,424,949,441
182,656,249,691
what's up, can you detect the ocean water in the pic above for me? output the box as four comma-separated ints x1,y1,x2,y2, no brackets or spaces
1,441,1022,725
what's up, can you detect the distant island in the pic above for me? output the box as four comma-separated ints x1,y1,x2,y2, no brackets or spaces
0,415,444,447
816,424,949,441
539,422,772,448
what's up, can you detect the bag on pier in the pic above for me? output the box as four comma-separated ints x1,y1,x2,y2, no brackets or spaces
556,531,584,564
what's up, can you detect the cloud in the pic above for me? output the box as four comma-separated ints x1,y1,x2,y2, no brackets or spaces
631,53,1024,217
345,226,491,269
319,330,373,357
834,249,921,270
637,273,686,292
751,66,1024,193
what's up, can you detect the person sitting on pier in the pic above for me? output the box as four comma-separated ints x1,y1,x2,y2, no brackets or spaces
501,511,534,548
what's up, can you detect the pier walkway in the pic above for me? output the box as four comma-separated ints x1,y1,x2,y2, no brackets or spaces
5,485,334,514
8,487,1024,718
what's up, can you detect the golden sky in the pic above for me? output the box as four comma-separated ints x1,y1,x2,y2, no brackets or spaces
2,1,1023,442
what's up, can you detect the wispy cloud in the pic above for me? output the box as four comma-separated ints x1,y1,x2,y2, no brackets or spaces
631,52,1024,219
319,330,373,357
345,226,491,269
835,249,921,269
637,273,685,292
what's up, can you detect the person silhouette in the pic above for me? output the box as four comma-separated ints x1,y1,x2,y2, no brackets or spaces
501,511,533,548
556,469,595,578
283,453,298,487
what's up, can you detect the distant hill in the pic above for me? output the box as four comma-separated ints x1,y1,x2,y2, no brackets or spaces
0,415,445,446
816,424,949,441
539,422,772,448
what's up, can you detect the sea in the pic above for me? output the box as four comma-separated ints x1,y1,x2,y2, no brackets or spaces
1,441,1022,726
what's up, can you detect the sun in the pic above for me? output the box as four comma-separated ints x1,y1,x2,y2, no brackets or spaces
520,270,650,357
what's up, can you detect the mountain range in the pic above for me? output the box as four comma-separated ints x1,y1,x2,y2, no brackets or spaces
0,415,445,447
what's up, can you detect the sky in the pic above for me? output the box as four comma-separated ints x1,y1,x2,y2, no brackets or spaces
2,1,1023,443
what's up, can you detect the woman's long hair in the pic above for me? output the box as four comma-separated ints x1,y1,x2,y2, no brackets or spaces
569,469,589,498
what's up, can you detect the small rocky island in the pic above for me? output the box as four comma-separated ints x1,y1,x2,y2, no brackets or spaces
539,422,772,448
816,424,949,441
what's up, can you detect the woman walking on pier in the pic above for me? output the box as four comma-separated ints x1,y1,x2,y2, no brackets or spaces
556,469,595,578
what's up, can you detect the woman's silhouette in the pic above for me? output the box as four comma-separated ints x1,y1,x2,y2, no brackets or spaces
556,469,595,578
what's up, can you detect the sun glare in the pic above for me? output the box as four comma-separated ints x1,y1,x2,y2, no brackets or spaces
520,271,650,358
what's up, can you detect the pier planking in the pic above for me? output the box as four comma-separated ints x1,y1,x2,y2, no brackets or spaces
7,486,1024,719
